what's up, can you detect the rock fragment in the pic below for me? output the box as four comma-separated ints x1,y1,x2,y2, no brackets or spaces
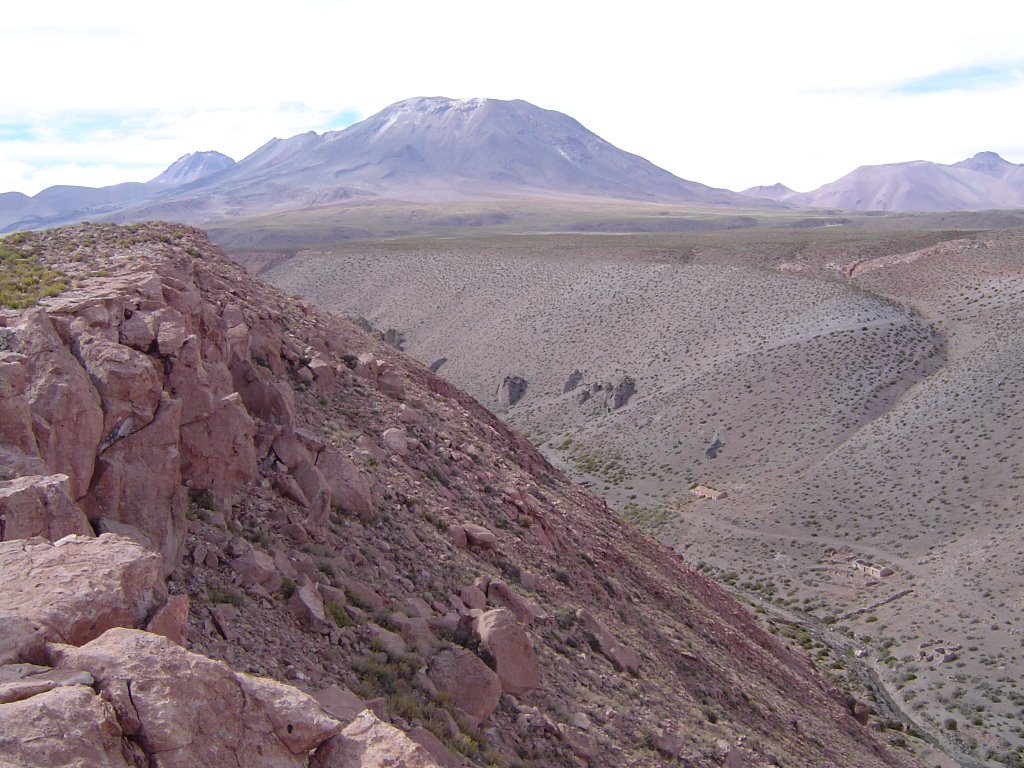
576,608,641,674
474,609,541,695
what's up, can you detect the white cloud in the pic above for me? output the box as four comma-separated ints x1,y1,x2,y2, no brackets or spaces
4,0,1024,194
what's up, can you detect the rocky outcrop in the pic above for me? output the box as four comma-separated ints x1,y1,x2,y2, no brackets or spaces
354,353,406,400
704,431,724,460
179,392,258,510
0,474,92,541
382,427,413,457
0,228,378,573
3,309,104,499
289,579,332,633
0,664,95,706
496,375,527,407
567,374,636,411
81,395,189,572
562,369,584,394
486,580,546,624
145,594,189,647
602,376,636,412
0,619,48,666
0,535,166,646
316,448,374,521
314,685,367,723
451,523,497,550
51,628,343,768
382,328,405,350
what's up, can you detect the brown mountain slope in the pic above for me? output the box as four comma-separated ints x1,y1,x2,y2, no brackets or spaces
0,223,920,767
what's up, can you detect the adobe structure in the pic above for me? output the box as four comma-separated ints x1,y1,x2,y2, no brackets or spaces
852,559,894,578
692,485,727,500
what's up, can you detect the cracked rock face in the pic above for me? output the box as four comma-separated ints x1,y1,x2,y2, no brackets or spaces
0,685,130,768
0,474,92,542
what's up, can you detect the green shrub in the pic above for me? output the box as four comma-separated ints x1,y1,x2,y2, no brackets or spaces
206,584,244,606
327,601,354,627
0,241,68,309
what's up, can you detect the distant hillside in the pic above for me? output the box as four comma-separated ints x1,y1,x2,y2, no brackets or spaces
0,181,148,231
742,151,1024,211
740,182,803,204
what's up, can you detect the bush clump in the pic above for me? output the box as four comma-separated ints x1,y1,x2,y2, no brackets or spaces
0,240,68,309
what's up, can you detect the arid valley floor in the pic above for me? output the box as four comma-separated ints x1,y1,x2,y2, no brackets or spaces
226,200,1024,767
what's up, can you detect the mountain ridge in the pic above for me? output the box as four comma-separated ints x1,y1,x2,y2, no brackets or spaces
742,151,1024,211
0,97,755,233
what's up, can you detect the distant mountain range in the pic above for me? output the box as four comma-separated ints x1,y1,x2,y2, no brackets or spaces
0,151,235,232
0,98,750,233
3,98,1023,234
742,151,1024,212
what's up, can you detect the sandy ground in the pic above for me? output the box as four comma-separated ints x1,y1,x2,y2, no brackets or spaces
250,223,1024,767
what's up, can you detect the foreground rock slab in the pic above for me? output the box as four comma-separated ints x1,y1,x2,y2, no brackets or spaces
0,534,166,646
0,685,130,768
311,710,441,768
52,628,342,768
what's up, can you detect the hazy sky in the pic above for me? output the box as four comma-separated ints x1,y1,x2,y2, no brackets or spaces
4,0,1024,196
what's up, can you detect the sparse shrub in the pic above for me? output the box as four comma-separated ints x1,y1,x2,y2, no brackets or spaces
494,557,521,584
327,601,353,627
422,510,448,532
206,584,244,606
345,586,376,611
279,578,296,600
556,608,576,629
